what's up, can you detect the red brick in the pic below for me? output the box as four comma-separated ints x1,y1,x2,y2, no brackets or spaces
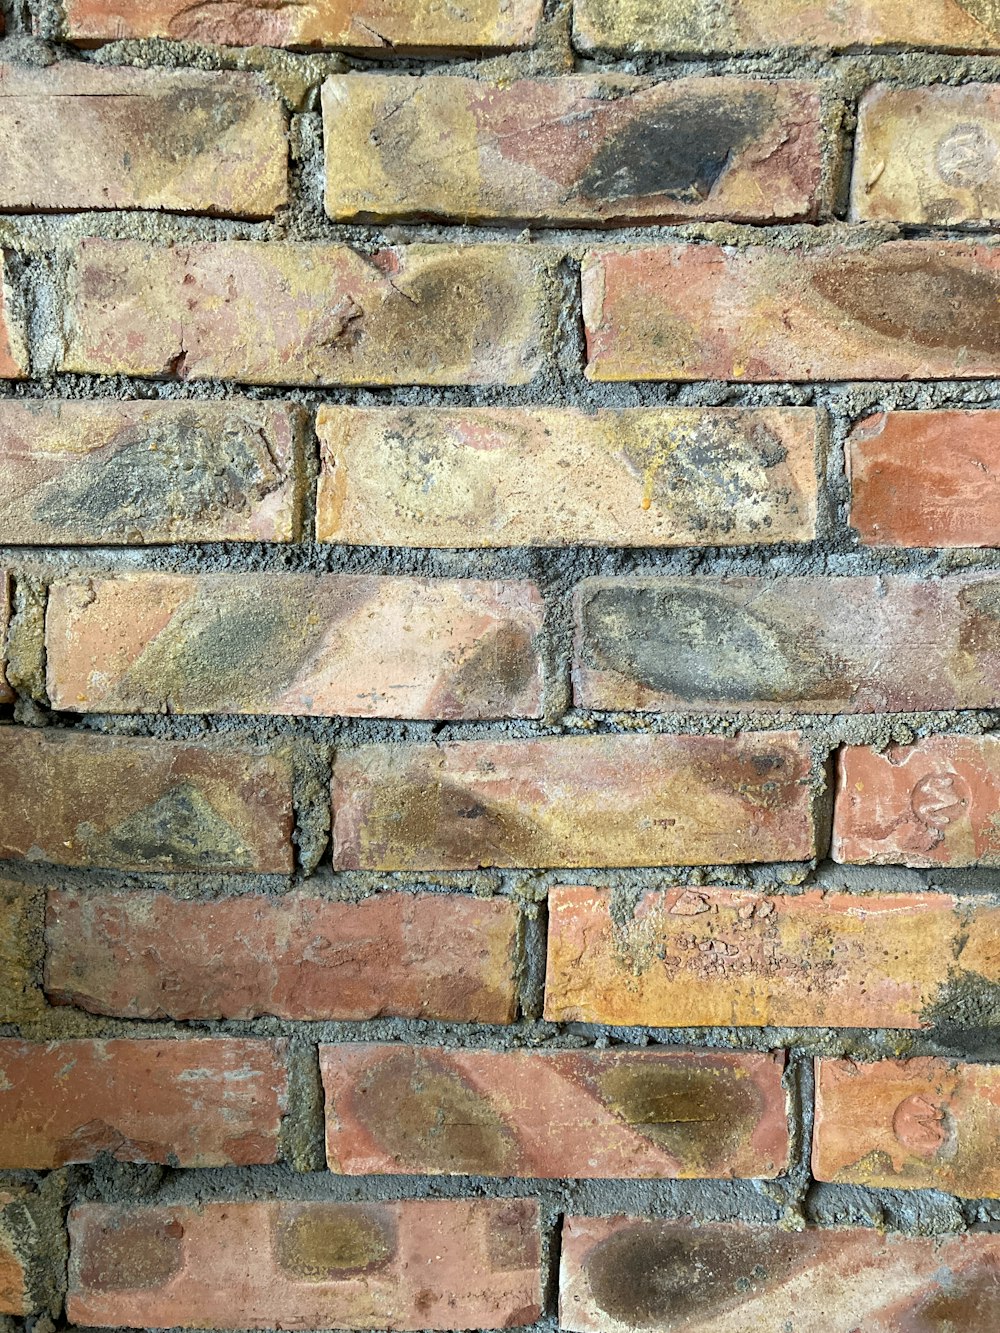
322,74,824,225
544,884,1000,1029
332,731,816,870
0,569,11,703
573,574,1000,713
814,1057,1000,1198
45,889,520,1023
0,63,286,217
321,1044,788,1179
0,254,25,379
45,572,545,719
583,241,1000,382
0,1038,288,1169
0,400,304,544
0,726,293,874
62,239,552,386
834,734,1000,867
560,1215,1000,1332
68,1199,542,1330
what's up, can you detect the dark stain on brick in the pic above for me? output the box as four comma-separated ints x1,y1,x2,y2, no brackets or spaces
89,783,256,871
485,1203,540,1273
78,1213,183,1293
274,1204,395,1281
435,623,540,716
909,1262,1000,1330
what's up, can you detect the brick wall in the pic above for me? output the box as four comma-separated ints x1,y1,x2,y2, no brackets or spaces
2,2,1000,1330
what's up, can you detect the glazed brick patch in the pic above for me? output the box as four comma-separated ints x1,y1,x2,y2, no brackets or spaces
0,881,42,1023
0,64,286,217
544,885,1000,1029
62,239,553,386
45,572,545,719
332,731,816,870
0,727,294,873
573,574,1000,713
44,889,520,1023
316,406,820,548
0,1038,288,1169
67,1199,543,1330
814,1058,1000,1198
0,568,11,703
322,74,824,225
582,241,1000,382
321,1044,788,1179
560,1216,1000,1333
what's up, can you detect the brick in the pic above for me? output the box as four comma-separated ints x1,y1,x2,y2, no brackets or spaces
814,1057,1000,1198
544,885,1000,1029
62,239,551,385
834,734,1000,867
322,74,823,226
46,572,544,719
560,1215,1000,1333
852,83,1000,225
573,574,1000,713
316,406,820,548
0,400,303,544
573,0,1000,54
0,726,293,874
63,0,543,52
583,241,1000,382
0,63,286,217
67,1199,542,1330
45,889,519,1023
321,1044,788,1179
0,1038,288,1169
0,568,11,702
0,253,26,379
849,410,1000,548
0,880,43,1023
332,732,816,870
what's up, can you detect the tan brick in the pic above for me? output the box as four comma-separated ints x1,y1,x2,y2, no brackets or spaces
62,239,552,386
321,1044,788,1179
0,63,286,217
583,241,1000,382
0,569,11,702
560,1215,1000,1333
332,732,816,870
0,726,293,874
316,406,820,548
0,1038,288,1169
68,1199,542,1330
544,885,1000,1029
0,400,303,544
45,889,520,1023
0,254,26,379
323,74,823,225
573,574,1000,713
814,1057,1000,1198
0,880,43,1023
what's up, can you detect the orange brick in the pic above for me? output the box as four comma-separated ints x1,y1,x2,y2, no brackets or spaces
0,1038,288,1169
544,885,1000,1029
583,241,1000,382
332,732,816,870
68,1199,542,1330
0,569,11,703
0,727,293,873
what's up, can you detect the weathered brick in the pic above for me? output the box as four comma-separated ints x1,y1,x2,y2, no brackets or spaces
46,572,544,719
0,400,303,544
321,1045,788,1179
322,74,823,225
544,885,1000,1029
63,0,543,52
852,83,1000,225
0,568,11,702
0,254,26,378
573,574,1000,713
68,1199,542,1330
0,1190,35,1316
560,1215,1000,1333
316,406,820,548
834,734,1000,867
45,889,520,1023
849,410,1000,547
573,0,1000,54
332,732,816,870
0,880,43,1023
0,1038,288,1169
583,241,1000,382
62,239,552,385
814,1057,1000,1198
0,727,293,874
0,63,286,217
